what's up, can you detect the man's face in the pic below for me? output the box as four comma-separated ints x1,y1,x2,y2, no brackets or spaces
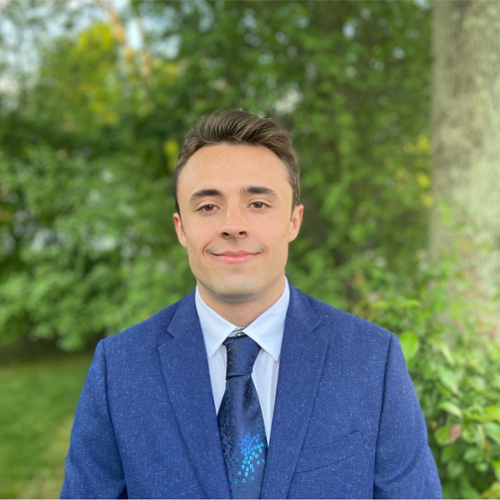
173,143,303,307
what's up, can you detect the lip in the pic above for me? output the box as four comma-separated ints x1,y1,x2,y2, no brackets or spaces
211,251,260,264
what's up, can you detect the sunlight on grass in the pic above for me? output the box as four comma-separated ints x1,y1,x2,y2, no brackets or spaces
0,353,92,498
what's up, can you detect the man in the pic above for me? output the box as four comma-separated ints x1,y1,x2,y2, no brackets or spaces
62,109,442,499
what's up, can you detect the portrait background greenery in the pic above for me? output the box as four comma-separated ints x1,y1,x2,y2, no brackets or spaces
1,1,499,498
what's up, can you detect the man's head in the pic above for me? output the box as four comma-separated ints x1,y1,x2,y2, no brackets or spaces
173,109,304,318
174,109,300,214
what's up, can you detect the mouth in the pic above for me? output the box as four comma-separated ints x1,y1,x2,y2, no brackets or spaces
211,251,260,264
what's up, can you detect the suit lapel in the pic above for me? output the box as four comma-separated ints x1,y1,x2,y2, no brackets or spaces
158,293,231,499
262,286,328,499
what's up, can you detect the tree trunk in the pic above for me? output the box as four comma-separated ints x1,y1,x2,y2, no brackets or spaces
430,0,500,332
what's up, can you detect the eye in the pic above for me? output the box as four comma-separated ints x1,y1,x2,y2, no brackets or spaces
250,201,268,210
198,204,218,212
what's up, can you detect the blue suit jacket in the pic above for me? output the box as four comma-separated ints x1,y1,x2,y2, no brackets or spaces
62,285,441,499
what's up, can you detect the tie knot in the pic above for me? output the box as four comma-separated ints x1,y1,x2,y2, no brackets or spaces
224,334,261,379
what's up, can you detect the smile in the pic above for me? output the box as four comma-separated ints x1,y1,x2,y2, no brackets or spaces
211,252,260,264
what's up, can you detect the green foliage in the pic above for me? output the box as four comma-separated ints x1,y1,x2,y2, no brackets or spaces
1,0,432,349
0,142,189,350
156,0,433,285
353,257,500,498
0,10,193,349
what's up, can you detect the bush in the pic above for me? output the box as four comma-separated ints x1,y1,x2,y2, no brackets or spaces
352,256,500,498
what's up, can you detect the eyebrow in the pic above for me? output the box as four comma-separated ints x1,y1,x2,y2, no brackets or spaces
189,186,277,203
243,186,278,197
189,189,222,203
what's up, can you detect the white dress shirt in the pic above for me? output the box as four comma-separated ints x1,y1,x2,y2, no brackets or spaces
195,279,290,442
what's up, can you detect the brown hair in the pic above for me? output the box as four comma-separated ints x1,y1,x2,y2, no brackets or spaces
174,109,300,212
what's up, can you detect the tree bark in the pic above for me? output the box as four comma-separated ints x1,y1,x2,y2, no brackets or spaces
431,0,500,331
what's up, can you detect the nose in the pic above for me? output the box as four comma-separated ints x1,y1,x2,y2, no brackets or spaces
220,206,248,239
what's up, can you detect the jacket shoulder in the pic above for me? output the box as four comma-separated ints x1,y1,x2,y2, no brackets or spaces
293,287,394,347
102,293,194,351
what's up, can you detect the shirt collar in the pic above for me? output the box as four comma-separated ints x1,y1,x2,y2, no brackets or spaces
195,279,290,362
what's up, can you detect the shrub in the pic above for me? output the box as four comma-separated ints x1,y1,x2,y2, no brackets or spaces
352,256,500,498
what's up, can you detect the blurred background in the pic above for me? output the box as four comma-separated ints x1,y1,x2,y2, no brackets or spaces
1,0,499,497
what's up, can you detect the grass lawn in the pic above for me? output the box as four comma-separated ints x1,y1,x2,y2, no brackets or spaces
0,351,93,498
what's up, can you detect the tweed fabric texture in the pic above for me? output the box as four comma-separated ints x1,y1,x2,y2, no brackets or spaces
218,335,268,498
61,284,442,499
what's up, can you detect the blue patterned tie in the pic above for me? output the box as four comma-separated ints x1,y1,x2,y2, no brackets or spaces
218,334,268,499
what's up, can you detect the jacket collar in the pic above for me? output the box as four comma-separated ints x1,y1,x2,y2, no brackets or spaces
158,284,328,499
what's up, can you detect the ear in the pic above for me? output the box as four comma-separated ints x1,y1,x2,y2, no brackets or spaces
288,204,304,242
173,213,187,248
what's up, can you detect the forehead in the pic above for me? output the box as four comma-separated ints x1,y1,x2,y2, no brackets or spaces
177,144,291,195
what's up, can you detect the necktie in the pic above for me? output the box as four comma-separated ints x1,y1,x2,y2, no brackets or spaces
218,334,268,499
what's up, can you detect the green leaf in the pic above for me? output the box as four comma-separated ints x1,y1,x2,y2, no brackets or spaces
475,424,486,449
483,422,500,444
435,425,451,445
493,461,500,481
433,338,455,365
399,331,420,362
462,427,475,443
474,406,500,423
440,443,461,463
483,481,500,500
463,447,483,463
436,366,460,395
447,460,464,479
458,475,481,499
438,401,462,418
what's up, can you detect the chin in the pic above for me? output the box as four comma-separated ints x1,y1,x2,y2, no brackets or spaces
197,271,285,305
211,284,262,304
201,276,266,304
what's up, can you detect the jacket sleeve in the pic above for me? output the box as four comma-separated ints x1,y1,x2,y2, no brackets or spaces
374,334,442,499
61,340,127,499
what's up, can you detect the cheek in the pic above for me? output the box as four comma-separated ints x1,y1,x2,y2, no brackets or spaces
262,226,290,253
184,226,213,255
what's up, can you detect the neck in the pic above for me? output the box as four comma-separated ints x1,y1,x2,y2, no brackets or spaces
197,277,286,327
